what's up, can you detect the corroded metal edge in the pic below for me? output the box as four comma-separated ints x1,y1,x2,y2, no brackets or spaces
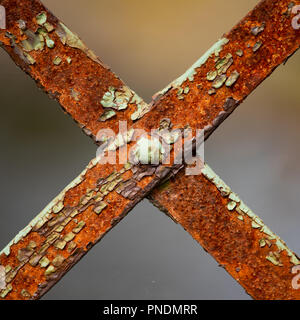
0,0,150,143
153,37,229,98
149,164,300,300
0,158,99,257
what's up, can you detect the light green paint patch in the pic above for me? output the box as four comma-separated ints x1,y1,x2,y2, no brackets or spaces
28,241,37,250
207,70,217,81
5,265,12,273
21,30,45,51
101,87,116,109
115,86,133,110
208,88,216,95
70,209,79,218
215,57,227,70
130,93,151,121
55,22,99,63
201,164,300,266
259,239,266,247
99,109,116,122
37,27,47,37
266,252,283,267
132,136,165,165
229,192,240,202
155,38,229,96
64,232,75,242
0,284,12,298
227,201,236,211
46,232,60,244
36,12,47,25
0,157,98,256
177,88,184,100
39,256,50,268
44,22,54,32
53,56,62,65
212,74,227,89
94,202,108,215
73,221,86,234
226,71,240,87
53,201,64,214
237,215,244,221
253,41,262,52
66,57,72,64
45,37,55,49
93,193,103,202
54,225,64,233
45,265,56,276
252,221,261,229
67,241,77,253
201,164,231,196
216,53,233,75
236,49,243,57
52,255,64,267
183,86,190,94
71,89,80,101
23,52,36,65
237,202,249,214
126,128,135,143
54,240,66,250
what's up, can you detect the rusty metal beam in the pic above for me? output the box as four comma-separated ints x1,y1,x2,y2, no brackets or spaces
150,165,300,300
0,0,299,300
0,0,150,140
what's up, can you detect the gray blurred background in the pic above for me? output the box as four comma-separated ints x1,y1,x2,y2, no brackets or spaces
0,0,299,300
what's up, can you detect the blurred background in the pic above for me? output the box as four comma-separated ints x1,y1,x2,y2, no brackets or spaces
0,0,299,300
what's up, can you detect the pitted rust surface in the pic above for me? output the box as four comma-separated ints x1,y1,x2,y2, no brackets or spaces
0,0,299,300
0,0,149,142
150,166,300,300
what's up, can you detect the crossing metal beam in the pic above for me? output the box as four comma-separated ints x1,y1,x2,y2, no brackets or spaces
0,0,299,300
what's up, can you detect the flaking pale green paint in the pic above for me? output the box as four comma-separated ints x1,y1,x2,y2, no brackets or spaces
201,164,300,266
155,38,229,96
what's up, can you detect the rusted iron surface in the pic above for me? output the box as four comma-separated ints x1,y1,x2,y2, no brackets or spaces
150,165,300,300
0,156,182,299
0,0,149,141
0,0,299,300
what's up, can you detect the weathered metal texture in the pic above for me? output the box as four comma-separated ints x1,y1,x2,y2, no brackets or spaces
0,150,185,299
0,0,149,141
0,0,299,300
150,165,300,300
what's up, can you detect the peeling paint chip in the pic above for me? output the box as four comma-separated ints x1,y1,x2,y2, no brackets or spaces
52,255,64,267
39,256,50,268
94,202,108,215
98,109,116,122
207,70,217,81
54,240,66,250
36,12,47,25
212,74,227,89
251,23,265,36
45,265,56,276
253,41,263,52
225,71,240,87
53,56,62,65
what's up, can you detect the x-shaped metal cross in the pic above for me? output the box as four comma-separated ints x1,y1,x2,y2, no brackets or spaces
0,0,300,300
